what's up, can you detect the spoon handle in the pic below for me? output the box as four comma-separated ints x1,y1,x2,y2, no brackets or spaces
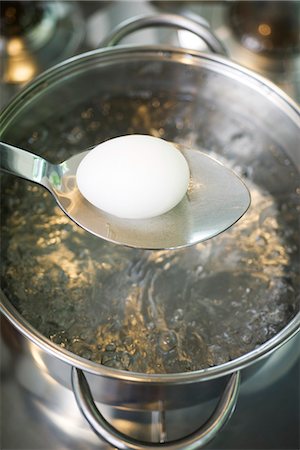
0,142,49,187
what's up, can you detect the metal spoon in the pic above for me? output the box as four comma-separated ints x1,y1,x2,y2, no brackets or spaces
0,141,250,250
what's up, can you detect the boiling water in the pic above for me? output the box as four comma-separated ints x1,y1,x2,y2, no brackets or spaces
1,96,299,373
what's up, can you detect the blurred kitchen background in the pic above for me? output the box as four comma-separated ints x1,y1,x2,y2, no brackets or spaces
1,0,299,110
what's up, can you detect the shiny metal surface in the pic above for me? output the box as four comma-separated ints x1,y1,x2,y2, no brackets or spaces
102,13,227,56
1,12,299,382
1,315,299,449
71,368,240,449
0,141,250,250
1,7,300,450
2,290,299,387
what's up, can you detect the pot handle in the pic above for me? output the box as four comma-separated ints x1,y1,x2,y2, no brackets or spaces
71,367,240,450
101,14,228,56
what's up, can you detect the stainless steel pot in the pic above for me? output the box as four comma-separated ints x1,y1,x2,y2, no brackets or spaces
1,14,299,449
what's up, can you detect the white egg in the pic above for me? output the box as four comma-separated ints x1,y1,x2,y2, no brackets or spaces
76,135,190,219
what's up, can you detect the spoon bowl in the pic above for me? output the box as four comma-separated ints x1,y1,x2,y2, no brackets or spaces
0,141,250,250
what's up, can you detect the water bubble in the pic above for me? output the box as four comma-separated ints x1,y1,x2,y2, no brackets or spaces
173,308,184,322
121,352,131,369
81,108,94,119
152,99,160,108
2,96,299,375
241,329,253,344
88,121,100,131
130,316,137,326
78,347,92,360
158,331,177,353
102,354,116,365
208,345,229,366
105,343,116,352
175,118,184,130
66,126,85,144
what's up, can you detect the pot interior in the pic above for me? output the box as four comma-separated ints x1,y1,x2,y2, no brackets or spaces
1,48,299,374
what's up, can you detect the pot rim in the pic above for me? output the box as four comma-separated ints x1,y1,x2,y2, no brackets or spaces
1,44,300,384
1,294,299,383
1,44,299,132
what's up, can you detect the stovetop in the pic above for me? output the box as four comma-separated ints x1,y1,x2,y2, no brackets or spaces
1,2,299,449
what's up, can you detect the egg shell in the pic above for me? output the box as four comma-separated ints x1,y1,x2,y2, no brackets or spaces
76,135,190,219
